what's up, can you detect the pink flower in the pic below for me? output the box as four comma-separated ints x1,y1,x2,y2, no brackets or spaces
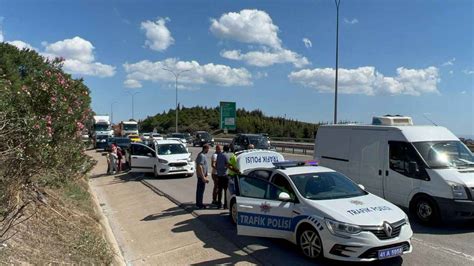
76,122,84,130
33,124,40,129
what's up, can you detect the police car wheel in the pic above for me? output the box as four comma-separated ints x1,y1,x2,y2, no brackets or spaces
230,199,237,225
298,226,323,259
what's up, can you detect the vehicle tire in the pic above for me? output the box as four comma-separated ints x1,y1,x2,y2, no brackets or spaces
153,165,159,178
411,195,440,225
297,225,323,260
229,199,237,225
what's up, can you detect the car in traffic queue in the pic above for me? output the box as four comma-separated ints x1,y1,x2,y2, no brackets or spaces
192,131,215,147
128,134,142,143
105,137,132,152
169,133,188,144
141,133,151,141
230,133,273,152
227,150,413,262
127,139,194,177
151,133,164,141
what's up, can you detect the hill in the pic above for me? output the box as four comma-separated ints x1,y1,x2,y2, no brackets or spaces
139,106,320,139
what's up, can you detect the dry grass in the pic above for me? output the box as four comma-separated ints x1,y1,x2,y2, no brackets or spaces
0,178,113,264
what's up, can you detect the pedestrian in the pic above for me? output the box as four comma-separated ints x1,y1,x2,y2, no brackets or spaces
195,144,210,209
216,145,230,209
116,145,123,172
227,144,241,181
107,143,118,175
210,145,221,205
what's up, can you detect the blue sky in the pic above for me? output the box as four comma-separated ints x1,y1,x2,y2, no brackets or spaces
1,0,473,136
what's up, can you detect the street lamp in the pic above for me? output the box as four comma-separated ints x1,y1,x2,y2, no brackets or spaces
162,68,192,133
334,0,341,124
126,91,140,120
110,101,118,124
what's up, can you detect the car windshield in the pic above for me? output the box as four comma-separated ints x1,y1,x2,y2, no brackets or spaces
172,133,186,139
289,172,366,200
413,141,474,169
123,124,137,130
197,133,211,139
248,135,268,146
94,124,109,131
157,144,188,155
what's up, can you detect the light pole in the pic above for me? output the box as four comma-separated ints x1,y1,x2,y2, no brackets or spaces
126,91,140,120
334,0,341,124
162,68,192,133
110,101,118,124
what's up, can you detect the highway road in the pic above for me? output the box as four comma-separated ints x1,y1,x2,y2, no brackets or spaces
137,146,474,265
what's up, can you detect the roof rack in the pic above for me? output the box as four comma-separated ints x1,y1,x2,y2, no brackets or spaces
273,160,318,169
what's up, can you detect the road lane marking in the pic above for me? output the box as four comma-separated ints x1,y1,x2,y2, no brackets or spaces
412,237,474,261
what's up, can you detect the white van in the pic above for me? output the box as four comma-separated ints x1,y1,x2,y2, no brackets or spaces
314,116,474,224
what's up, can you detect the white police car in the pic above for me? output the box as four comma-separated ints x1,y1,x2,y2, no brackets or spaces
227,150,413,262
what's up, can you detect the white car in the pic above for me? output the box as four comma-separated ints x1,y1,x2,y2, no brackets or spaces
141,133,151,141
128,140,194,177
227,150,413,262
166,137,187,144
151,133,164,141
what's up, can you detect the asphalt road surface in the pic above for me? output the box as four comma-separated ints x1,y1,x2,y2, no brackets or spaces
136,146,474,265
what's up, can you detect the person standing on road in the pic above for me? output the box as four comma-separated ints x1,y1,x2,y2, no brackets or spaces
216,145,230,209
195,144,210,209
210,145,221,205
107,144,118,175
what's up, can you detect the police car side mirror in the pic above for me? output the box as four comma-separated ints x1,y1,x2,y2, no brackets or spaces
278,192,291,202
358,184,366,190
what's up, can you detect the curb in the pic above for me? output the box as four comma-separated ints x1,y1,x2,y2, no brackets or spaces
88,183,126,266
140,179,263,265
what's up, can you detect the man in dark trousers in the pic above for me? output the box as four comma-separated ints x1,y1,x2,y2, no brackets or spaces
216,145,230,209
195,144,210,209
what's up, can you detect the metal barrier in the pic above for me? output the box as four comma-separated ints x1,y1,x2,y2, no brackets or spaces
214,138,314,155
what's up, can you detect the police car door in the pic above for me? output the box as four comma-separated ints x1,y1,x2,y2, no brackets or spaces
130,143,156,173
236,176,295,239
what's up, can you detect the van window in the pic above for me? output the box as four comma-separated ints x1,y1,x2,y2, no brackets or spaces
413,141,474,169
389,141,428,179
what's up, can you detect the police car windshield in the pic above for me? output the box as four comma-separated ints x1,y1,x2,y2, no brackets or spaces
157,144,188,155
289,172,366,200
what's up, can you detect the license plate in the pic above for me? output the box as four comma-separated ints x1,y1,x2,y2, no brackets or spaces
378,246,403,259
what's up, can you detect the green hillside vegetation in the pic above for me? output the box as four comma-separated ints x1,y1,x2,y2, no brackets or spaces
139,106,320,139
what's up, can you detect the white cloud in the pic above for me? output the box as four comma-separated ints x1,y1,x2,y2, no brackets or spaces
123,58,252,88
289,66,439,96
211,9,310,68
449,70,454,75
344,18,359,24
0,17,3,42
461,91,467,94
141,18,174,52
463,69,474,75
302,38,312,48
124,79,143,89
6,40,36,50
255,71,268,79
441,57,455,66
210,9,281,49
42,36,115,77
44,36,95,62
220,49,309,68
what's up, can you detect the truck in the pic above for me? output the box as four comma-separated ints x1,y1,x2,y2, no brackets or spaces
92,115,113,149
117,120,139,137
314,115,474,224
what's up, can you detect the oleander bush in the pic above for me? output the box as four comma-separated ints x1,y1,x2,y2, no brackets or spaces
0,43,95,244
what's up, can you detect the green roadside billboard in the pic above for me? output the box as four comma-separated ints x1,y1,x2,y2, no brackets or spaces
220,101,236,130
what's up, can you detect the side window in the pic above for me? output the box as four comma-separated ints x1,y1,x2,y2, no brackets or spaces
133,144,154,156
389,141,428,179
239,177,286,201
247,170,272,180
272,174,297,201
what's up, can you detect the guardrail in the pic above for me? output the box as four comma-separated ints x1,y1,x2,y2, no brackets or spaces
214,138,314,155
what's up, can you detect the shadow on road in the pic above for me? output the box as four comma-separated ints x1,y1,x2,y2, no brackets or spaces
408,213,474,235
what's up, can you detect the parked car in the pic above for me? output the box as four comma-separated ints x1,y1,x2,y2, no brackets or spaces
192,131,215,147
314,115,474,224
230,133,272,152
184,132,193,143
105,137,131,152
127,140,194,177
227,150,413,262
169,133,187,144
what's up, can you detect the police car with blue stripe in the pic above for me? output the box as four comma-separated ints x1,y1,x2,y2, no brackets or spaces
227,150,413,262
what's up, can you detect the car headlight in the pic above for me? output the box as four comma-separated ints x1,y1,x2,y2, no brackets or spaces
201,138,205,141
100,139,107,142
158,158,168,164
324,218,361,237
187,156,192,162
448,181,468,200
211,138,214,142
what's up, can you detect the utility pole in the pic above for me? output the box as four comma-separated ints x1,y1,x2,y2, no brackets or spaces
127,91,140,120
110,101,118,124
334,0,341,124
162,68,192,133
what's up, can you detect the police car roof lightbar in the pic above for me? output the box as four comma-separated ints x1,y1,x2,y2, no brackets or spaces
273,160,318,169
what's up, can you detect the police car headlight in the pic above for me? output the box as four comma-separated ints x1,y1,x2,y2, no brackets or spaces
325,218,361,236
448,181,468,200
